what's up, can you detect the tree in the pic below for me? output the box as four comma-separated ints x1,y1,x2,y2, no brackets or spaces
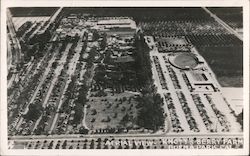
24,104,43,121
79,126,89,134
236,110,243,129
73,103,84,124
92,30,100,41
121,113,130,125
86,47,98,68
52,62,58,69
137,88,164,131
100,33,107,50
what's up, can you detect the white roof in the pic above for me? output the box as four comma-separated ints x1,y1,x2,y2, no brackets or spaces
96,17,136,29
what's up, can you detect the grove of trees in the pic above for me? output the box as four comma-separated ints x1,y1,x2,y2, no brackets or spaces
134,33,165,131
136,84,165,131
133,33,152,87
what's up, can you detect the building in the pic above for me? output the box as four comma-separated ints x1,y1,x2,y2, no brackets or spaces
184,71,218,92
94,17,137,37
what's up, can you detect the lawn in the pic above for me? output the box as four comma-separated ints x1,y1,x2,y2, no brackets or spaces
173,53,198,69
85,91,141,130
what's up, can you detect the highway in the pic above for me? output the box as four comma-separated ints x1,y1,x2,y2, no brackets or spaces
7,8,23,91
202,7,243,41
7,8,22,67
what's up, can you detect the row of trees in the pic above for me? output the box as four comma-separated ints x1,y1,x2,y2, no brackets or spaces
73,82,88,124
86,47,98,68
133,33,152,87
70,36,92,126
134,33,165,131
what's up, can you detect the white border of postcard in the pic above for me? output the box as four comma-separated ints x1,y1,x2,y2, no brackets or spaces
1,0,249,155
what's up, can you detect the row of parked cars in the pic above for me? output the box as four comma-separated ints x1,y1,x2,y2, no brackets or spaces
205,94,230,132
17,65,56,135
191,94,214,132
164,93,184,133
8,45,55,135
25,137,184,149
176,91,200,132
153,56,168,90
166,65,181,89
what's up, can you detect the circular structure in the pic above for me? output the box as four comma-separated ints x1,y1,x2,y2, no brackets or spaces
169,53,199,70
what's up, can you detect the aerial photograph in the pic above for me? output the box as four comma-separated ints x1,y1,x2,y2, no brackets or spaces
7,7,243,149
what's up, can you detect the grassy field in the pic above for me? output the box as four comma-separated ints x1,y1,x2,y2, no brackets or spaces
86,91,141,130
173,53,198,69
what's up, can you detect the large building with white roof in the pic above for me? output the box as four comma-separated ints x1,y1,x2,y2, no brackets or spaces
94,17,137,37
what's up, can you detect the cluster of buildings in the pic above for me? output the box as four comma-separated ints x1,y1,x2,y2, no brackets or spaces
55,15,137,64
55,15,137,41
107,35,135,63
184,70,219,92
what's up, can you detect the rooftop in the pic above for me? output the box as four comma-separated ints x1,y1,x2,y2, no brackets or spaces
96,18,137,30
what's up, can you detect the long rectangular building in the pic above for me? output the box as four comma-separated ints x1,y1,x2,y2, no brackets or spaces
95,17,137,37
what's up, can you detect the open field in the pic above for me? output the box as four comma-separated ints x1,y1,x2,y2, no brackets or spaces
10,7,59,17
86,92,140,131
197,46,243,87
208,7,243,30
